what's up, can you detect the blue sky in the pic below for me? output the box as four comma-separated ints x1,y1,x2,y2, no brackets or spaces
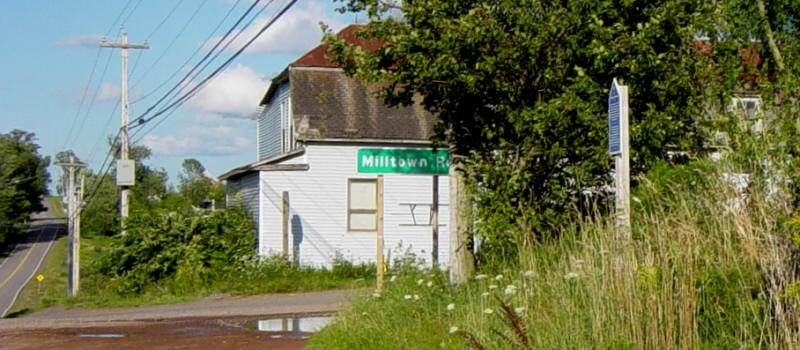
0,0,356,188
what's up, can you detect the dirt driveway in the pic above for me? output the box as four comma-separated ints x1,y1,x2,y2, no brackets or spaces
0,289,356,349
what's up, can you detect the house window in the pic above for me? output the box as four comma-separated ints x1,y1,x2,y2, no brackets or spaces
280,98,294,152
730,96,761,120
348,179,377,231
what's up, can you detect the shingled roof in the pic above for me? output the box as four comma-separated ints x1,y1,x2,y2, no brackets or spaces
259,24,436,142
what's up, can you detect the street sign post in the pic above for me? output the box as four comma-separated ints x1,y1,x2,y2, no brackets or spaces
609,79,631,232
357,148,450,288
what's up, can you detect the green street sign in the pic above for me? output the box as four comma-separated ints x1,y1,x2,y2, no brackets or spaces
357,148,450,175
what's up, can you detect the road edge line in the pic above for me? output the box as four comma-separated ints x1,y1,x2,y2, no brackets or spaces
1,226,58,318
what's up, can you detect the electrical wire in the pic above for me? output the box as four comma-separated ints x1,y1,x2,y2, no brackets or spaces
129,0,209,90
128,0,264,127
131,0,298,136
130,0,243,105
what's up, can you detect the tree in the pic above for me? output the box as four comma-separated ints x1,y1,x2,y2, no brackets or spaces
326,0,722,258
178,158,223,207
0,130,50,249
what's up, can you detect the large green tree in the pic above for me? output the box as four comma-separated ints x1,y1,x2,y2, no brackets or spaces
327,0,721,255
0,130,49,249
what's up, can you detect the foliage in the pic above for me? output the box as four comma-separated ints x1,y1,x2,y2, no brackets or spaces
178,158,224,208
95,206,254,293
326,0,724,256
0,130,49,251
310,161,798,349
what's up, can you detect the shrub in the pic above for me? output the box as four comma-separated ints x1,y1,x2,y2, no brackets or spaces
95,207,254,293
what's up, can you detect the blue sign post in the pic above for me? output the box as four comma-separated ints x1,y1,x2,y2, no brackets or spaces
609,79,630,232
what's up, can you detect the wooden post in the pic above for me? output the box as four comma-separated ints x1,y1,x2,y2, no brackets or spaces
449,161,474,284
431,175,439,266
376,175,385,292
281,191,289,260
75,172,84,295
609,79,631,233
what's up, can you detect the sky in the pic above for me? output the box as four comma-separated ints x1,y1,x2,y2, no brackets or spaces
0,0,356,188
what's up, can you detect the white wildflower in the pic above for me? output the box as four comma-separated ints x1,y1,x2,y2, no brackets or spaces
481,292,490,298
446,303,455,311
404,294,413,300
389,275,397,282
504,285,517,295
426,281,434,288
489,284,498,290
514,307,526,315
448,326,459,334
417,279,424,286
475,274,488,280
483,308,494,314
495,274,504,280
564,272,579,280
413,294,420,301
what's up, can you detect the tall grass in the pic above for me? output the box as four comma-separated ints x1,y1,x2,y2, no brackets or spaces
309,161,800,349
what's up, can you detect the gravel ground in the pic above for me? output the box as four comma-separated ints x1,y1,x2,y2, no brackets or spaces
0,289,356,331
0,315,317,350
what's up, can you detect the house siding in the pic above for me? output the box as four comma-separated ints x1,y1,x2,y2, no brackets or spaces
258,82,290,160
227,172,261,246
258,143,451,267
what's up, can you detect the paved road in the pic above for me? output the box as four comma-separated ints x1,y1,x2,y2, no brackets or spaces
0,198,63,317
0,289,356,331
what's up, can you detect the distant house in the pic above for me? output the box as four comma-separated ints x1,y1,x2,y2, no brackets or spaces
221,25,451,268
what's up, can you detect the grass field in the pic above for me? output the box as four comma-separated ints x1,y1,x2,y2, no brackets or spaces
309,163,800,349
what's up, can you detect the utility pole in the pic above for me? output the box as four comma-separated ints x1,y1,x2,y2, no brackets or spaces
101,30,148,234
55,155,86,297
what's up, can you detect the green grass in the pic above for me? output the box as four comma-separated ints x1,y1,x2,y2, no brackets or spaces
308,163,800,349
47,196,65,219
7,232,375,311
5,235,68,317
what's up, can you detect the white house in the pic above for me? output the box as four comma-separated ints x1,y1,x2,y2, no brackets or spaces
221,25,450,268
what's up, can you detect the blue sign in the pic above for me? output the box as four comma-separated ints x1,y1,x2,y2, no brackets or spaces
608,81,621,155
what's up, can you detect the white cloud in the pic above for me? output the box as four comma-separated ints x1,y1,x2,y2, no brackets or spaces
142,123,252,157
185,64,268,116
98,82,121,102
204,1,346,55
53,34,104,48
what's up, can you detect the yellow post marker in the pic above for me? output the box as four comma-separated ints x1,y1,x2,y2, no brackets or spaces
36,274,44,295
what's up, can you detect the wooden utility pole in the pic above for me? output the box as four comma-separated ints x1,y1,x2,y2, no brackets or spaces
431,175,439,266
55,155,86,297
100,31,149,234
281,191,290,260
376,175,385,292
449,161,474,284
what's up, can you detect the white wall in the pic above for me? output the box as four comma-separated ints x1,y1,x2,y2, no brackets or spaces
258,143,450,268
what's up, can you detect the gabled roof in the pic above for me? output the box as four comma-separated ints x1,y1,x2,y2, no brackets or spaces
260,24,379,106
289,68,434,141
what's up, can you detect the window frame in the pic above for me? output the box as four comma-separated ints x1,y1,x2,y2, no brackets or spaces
347,178,378,232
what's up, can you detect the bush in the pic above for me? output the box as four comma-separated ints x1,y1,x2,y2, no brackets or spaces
95,207,254,294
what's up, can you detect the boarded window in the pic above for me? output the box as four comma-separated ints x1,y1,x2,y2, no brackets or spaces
348,179,377,231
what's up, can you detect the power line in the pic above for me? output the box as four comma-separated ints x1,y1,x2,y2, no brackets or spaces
131,0,298,135
129,0,209,90
61,48,102,149
131,0,276,143
65,48,115,147
128,0,264,127
130,0,244,105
